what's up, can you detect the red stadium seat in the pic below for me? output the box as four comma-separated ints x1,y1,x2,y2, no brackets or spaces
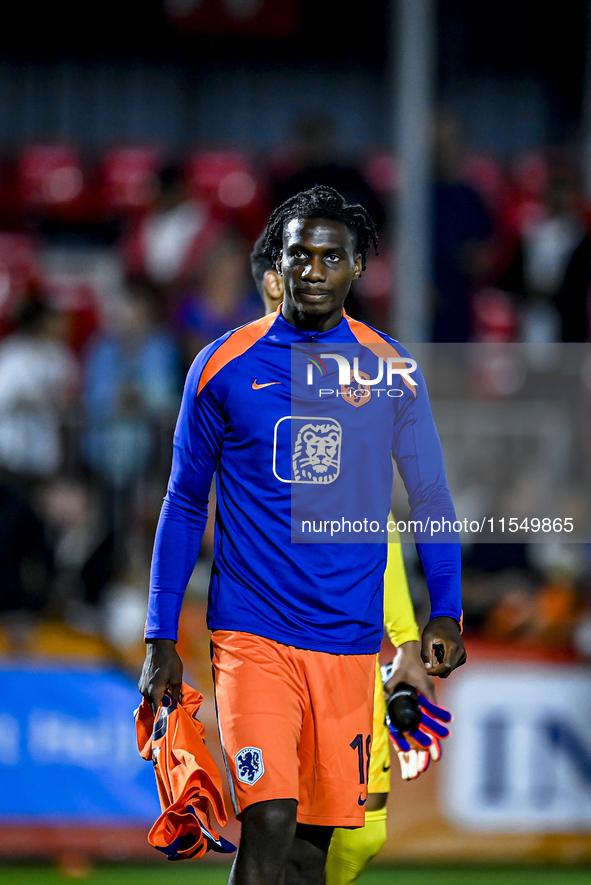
185,150,270,240
463,153,508,215
0,230,37,270
102,146,162,212
186,150,260,210
18,145,85,210
361,152,399,196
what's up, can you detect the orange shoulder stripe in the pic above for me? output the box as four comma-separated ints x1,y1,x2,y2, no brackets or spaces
197,313,277,395
344,314,417,398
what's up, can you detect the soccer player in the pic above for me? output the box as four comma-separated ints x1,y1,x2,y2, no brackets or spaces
325,539,427,885
250,233,284,317
250,234,438,884
139,185,465,885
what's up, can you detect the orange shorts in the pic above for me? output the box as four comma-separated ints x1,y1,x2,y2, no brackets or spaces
211,630,376,827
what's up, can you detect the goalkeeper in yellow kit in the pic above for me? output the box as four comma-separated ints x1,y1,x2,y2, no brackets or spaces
250,235,455,885
325,533,437,884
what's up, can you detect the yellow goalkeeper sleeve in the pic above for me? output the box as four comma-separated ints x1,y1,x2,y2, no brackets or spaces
325,522,419,885
383,521,420,646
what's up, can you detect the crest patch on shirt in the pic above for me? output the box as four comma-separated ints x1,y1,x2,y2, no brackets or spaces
340,368,372,407
235,747,265,784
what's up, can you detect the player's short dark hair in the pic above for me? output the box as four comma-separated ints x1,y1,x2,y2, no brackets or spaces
250,233,274,297
262,185,379,273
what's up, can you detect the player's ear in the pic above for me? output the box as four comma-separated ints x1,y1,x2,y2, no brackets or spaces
353,255,362,280
264,270,284,298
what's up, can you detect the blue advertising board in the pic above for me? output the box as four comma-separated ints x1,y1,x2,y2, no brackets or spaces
0,663,160,821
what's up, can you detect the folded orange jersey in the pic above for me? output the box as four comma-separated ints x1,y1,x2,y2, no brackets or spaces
135,682,236,861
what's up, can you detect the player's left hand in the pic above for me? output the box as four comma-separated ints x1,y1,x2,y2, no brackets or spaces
383,640,435,701
421,616,466,678
389,738,441,781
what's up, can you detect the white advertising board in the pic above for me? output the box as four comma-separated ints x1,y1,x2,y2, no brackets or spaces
444,664,591,831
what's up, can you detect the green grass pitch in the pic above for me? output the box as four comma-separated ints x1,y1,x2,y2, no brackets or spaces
1,865,590,884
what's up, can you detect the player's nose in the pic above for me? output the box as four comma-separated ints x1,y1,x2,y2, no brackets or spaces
302,256,325,281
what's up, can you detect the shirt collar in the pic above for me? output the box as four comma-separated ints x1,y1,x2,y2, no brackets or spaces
269,307,351,343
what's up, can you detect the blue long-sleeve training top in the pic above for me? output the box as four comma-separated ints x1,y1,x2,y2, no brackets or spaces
146,309,462,655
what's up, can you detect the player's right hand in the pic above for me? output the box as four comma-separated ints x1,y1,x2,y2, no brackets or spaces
138,638,183,715
421,616,466,678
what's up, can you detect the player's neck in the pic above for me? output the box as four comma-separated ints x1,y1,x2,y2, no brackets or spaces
281,303,344,333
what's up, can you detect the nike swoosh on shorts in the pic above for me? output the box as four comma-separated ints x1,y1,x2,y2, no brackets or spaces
358,795,368,806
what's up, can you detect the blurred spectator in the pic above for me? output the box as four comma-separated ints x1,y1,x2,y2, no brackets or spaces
176,230,261,366
460,538,589,655
483,575,580,649
0,139,589,669
36,474,114,629
553,175,591,340
554,235,591,341
501,170,589,341
430,111,494,342
0,479,53,648
0,234,41,338
273,114,386,231
0,299,78,479
82,284,182,491
123,163,222,292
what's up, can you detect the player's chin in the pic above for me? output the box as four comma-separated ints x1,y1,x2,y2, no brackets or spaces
295,297,337,318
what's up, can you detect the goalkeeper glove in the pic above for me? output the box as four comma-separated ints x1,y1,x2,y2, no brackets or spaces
381,664,452,780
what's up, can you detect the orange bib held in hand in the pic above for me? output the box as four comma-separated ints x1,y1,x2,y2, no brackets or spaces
135,682,236,861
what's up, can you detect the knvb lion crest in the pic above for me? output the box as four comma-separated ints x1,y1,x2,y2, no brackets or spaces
235,746,265,785
340,369,372,408
292,419,342,484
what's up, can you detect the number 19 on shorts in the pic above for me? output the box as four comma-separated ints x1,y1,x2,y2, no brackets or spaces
350,733,372,784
